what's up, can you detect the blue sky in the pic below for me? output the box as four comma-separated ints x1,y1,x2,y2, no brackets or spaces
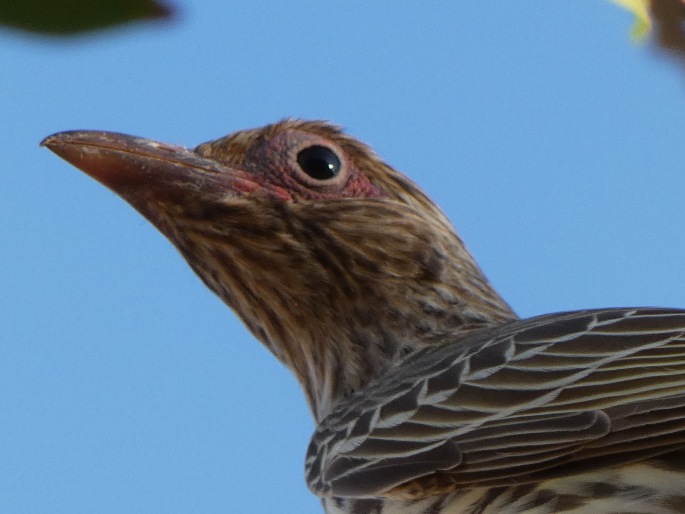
3,2,685,513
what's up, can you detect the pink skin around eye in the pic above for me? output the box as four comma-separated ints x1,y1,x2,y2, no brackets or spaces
250,131,385,202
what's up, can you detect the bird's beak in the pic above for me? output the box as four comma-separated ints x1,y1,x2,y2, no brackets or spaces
41,130,263,214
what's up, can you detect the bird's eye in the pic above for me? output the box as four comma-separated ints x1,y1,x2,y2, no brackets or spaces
296,145,341,180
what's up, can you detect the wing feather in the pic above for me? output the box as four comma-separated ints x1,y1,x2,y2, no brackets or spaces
305,308,685,498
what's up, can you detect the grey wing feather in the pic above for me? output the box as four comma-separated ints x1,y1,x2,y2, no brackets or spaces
305,308,685,498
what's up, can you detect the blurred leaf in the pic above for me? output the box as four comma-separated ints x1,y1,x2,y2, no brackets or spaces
650,0,685,60
609,0,651,39
0,0,173,35
608,0,685,71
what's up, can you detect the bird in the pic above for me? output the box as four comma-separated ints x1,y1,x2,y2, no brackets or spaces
42,119,685,514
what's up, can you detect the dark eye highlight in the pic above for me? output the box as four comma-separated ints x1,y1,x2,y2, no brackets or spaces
296,145,341,180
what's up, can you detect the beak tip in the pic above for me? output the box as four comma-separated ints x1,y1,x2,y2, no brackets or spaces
40,133,58,149
40,131,83,152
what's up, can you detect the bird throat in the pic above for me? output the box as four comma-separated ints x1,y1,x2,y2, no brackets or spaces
164,196,516,421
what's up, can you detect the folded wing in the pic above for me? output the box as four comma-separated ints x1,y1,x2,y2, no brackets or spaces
306,308,685,498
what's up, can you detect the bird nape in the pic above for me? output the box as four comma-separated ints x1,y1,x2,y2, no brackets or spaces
43,120,685,514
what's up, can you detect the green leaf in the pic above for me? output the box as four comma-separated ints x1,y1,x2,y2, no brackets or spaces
0,0,173,35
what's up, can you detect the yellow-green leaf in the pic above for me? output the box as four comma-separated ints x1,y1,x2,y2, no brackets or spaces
609,0,652,39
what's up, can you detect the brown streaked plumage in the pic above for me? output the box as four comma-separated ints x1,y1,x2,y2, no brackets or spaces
42,120,685,513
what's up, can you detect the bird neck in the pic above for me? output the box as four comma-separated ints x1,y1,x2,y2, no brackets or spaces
167,199,516,422
257,204,516,421
299,232,516,422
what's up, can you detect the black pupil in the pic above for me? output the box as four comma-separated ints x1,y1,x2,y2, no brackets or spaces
296,145,341,180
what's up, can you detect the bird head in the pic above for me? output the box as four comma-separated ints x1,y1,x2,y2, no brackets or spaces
42,119,515,420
